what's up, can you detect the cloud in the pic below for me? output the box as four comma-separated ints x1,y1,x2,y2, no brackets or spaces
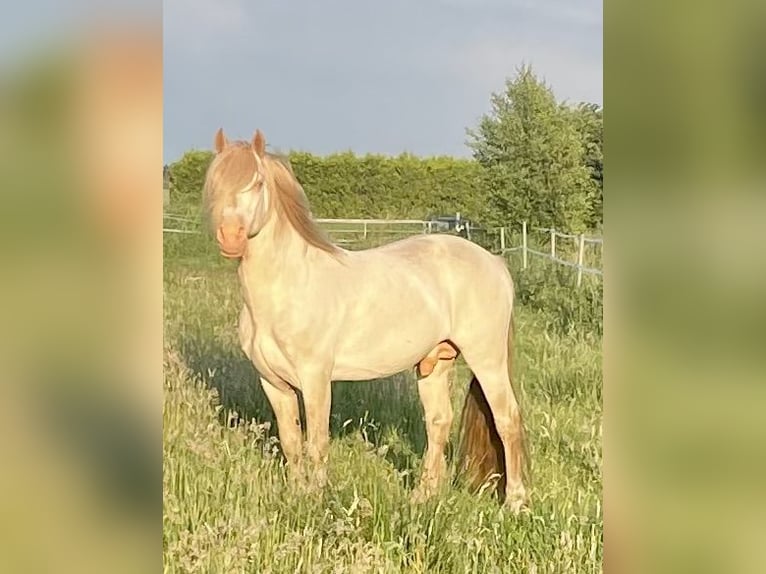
512,0,601,27
164,0,246,46
434,0,601,27
449,23,602,106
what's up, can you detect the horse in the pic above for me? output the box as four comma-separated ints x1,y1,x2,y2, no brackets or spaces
202,128,529,511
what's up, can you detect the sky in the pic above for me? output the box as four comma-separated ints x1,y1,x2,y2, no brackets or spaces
163,0,602,163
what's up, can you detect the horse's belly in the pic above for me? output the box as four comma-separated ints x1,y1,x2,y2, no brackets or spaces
331,355,418,381
331,324,444,381
331,357,420,381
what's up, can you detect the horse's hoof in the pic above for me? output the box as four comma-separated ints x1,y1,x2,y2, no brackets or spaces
410,485,435,504
410,489,426,504
504,488,529,514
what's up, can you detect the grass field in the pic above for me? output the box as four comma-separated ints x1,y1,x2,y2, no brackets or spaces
163,240,603,573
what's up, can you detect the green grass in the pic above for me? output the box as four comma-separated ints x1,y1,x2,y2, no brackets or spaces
163,243,602,573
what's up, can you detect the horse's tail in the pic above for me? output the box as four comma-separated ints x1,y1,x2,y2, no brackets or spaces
456,317,529,500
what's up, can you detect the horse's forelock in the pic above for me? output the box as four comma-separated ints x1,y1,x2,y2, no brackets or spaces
203,144,258,230
204,143,338,255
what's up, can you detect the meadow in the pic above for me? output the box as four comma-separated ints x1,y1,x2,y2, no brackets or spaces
162,229,603,573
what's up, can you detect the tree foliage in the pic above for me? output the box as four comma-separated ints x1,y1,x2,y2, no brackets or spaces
568,102,603,227
168,150,214,201
467,65,600,231
288,152,488,220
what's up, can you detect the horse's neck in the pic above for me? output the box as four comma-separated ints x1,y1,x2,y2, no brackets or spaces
238,218,326,302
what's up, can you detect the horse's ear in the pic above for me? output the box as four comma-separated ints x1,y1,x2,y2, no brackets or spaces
252,129,266,158
214,128,228,153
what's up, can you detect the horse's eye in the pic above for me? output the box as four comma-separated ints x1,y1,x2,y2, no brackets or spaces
239,180,261,195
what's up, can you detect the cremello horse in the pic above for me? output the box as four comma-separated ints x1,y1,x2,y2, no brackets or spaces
203,129,529,510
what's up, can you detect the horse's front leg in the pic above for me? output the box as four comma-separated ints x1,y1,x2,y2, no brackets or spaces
260,377,304,487
301,375,332,491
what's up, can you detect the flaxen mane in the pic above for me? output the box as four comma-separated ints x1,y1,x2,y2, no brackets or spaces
263,153,339,255
203,142,339,255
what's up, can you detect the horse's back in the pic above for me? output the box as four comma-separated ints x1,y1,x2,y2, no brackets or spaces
370,233,511,291
364,233,505,270
344,233,514,324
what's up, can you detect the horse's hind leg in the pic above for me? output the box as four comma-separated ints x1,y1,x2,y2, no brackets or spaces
465,360,527,511
412,355,455,502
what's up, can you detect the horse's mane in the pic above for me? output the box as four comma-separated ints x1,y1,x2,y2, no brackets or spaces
204,142,339,255
263,152,339,254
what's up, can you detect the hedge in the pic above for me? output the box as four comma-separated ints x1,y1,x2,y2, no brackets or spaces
167,150,490,222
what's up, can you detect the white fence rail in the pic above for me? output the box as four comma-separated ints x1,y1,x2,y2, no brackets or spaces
164,215,603,284
503,222,603,286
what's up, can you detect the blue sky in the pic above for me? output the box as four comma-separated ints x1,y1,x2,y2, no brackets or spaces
163,0,602,162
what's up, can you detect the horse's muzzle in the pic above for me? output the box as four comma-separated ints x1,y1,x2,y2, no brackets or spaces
216,220,247,259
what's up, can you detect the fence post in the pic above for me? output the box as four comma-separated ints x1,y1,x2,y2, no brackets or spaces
522,221,528,269
550,228,556,259
500,227,506,253
576,233,585,287
363,221,368,240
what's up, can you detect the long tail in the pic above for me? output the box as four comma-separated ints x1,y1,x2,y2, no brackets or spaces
456,318,529,501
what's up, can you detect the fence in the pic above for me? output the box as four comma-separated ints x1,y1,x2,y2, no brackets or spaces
498,222,603,286
314,219,435,243
163,214,603,284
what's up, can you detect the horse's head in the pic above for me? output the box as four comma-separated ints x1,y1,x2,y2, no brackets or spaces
203,129,271,258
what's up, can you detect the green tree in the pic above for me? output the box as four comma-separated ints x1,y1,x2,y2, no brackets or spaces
467,65,597,231
168,150,214,204
568,102,603,227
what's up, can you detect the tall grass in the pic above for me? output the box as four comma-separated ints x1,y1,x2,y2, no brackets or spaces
163,236,602,573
